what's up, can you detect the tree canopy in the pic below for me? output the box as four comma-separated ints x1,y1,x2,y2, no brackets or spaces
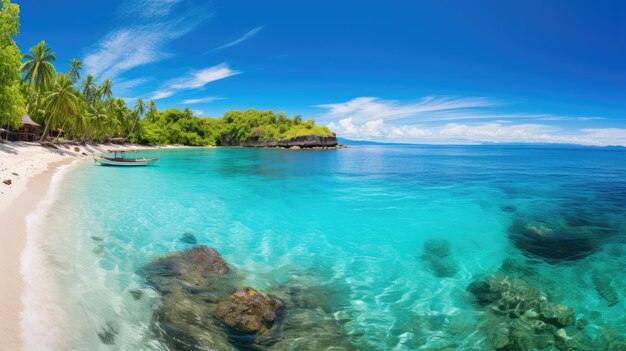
0,0,25,128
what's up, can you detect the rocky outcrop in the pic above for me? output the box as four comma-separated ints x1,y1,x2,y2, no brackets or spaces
218,132,339,148
467,274,597,350
139,246,357,350
215,288,283,335
508,218,596,262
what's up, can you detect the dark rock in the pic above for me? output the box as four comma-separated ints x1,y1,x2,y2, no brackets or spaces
154,286,236,351
422,239,458,277
140,245,230,293
467,274,580,350
508,219,595,262
179,233,198,245
215,287,283,335
2,179,11,186
592,271,619,307
11,172,18,176
129,289,143,300
98,322,117,345
501,205,517,213
423,238,451,257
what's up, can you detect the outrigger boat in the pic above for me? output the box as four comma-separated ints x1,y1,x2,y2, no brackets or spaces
94,149,160,166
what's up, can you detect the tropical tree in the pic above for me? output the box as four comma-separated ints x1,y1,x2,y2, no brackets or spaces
81,74,97,102
20,40,56,90
127,98,145,139
99,79,113,100
146,100,157,122
41,73,79,141
68,58,82,83
0,0,25,129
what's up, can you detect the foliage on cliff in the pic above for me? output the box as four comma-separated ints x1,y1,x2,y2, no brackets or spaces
136,108,333,146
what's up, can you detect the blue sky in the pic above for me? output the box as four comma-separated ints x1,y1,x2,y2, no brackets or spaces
15,0,626,145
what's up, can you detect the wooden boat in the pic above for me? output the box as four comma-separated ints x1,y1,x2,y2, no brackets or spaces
94,150,160,166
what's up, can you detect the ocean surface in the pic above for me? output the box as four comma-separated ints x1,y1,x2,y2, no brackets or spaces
27,145,626,350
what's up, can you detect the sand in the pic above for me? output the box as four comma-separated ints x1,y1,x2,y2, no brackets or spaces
0,141,160,350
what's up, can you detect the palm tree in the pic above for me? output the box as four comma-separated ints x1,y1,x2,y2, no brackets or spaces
41,73,80,141
147,100,157,122
99,79,113,100
20,41,57,90
127,98,145,139
68,59,82,83
81,74,97,102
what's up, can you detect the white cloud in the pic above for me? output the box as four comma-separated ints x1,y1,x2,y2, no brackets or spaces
170,64,240,90
148,63,239,100
327,118,626,146
151,90,175,100
213,26,263,51
317,96,603,124
83,0,209,80
182,96,224,104
322,96,625,146
317,96,496,123
192,109,205,116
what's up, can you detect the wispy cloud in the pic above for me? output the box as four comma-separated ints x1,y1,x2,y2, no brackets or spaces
150,63,239,100
170,64,239,90
321,96,623,146
83,0,210,80
212,26,263,51
182,96,224,104
122,0,183,19
317,96,604,125
317,96,497,123
192,109,205,115
151,90,176,100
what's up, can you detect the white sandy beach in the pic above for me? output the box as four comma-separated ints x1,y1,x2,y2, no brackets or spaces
0,142,161,350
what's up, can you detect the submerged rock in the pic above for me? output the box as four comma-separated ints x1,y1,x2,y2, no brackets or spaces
140,245,230,294
142,246,360,350
97,322,118,345
179,232,198,245
215,287,283,335
592,271,620,307
508,219,595,262
501,205,517,213
467,274,587,350
421,239,458,278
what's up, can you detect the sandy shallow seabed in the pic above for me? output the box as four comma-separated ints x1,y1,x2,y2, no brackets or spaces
0,142,167,350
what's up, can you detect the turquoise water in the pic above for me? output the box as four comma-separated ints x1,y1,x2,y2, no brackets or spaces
33,146,626,350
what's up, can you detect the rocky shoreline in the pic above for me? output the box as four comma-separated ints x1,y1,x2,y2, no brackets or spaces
218,133,346,149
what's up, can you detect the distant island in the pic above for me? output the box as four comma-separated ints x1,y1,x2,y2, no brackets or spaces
138,108,338,148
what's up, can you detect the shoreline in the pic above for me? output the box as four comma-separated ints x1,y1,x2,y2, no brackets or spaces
0,158,74,350
0,141,189,350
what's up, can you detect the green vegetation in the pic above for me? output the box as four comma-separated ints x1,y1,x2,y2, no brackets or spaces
0,0,25,128
0,0,333,146
137,108,333,146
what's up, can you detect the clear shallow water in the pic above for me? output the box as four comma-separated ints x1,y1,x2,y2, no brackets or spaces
32,146,626,350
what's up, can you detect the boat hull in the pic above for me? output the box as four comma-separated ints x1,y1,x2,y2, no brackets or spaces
94,156,159,166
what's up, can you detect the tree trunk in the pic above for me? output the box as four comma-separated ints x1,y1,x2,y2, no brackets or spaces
39,116,52,142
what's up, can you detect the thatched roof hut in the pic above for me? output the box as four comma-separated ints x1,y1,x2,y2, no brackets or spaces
21,114,40,127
